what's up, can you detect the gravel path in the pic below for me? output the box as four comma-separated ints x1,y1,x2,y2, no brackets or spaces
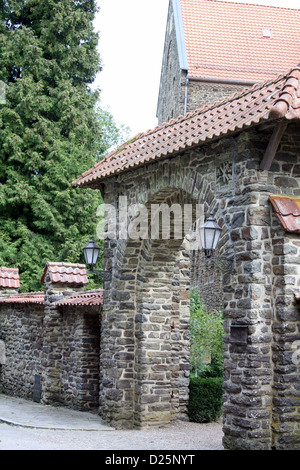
0,420,224,450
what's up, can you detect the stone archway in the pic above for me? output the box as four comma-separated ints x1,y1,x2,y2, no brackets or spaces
132,189,195,426
99,167,227,428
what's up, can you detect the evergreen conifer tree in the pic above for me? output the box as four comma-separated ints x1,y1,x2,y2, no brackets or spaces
0,0,111,291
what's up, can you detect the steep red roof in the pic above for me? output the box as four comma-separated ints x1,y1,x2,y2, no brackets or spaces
269,195,300,234
180,0,300,82
0,267,20,289
73,66,300,189
56,290,103,307
41,262,89,286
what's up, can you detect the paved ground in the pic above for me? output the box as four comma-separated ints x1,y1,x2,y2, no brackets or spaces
0,394,224,451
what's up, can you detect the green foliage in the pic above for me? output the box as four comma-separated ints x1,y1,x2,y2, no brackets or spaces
0,1,124,291
190,289,224,377
188,376,223,423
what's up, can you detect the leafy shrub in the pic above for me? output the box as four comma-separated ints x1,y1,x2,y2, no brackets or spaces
188,376,223,423
190,289,224,377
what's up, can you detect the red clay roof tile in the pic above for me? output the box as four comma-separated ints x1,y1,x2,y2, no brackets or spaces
56,289,103,307
180,0,300,82
41,262,89,286
73,67,300,189
270,195,300,233
0,290,103,307
0,267,20,289
0,292,44,305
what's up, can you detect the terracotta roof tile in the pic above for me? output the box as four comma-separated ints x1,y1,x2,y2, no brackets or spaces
56,289,103,307
0,290,103,307
180,0,300,82
73,67,300,188
0,267,20,289
41,262,89,286
270,195,300,233
0,292,44,305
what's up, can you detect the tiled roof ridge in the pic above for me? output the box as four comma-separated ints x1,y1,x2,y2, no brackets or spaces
270,66,300,119
0,266,19,272
158,65,300,128
73,75,271,187
56,289,103,307
0,289,104,307
0,291,45,305
46,261,86,268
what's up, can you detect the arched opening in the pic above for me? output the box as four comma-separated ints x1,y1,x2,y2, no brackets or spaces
99,182,229,428
133,188,195,426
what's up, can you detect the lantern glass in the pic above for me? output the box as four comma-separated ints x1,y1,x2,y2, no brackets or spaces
199,213,222,257
83,236,100,269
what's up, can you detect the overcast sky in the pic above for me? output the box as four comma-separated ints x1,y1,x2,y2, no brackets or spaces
93,0,299,139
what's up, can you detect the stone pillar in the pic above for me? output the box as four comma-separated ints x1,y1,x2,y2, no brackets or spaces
0,267,20,299
40,262,89,405
270,213,300,450
0,267,19,385
222,151,275,450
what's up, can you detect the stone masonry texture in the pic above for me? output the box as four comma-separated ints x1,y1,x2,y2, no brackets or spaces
0,277,101,412
97,121,300,449
1,121,300,449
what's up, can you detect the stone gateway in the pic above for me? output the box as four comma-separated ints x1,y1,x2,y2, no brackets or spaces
73,66,300,450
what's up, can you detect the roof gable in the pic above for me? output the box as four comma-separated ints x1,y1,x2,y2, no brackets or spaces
73,66,300,189
178,0,300,82
41,262,89,286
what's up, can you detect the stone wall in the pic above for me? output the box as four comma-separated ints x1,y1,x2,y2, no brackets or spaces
61,306,100,411
98,121,300,449
190,250,224,312
0,278,102,412
0,304,44,399
186,80,251,115
156,2,254,124
156,0,186,125
221,123,300,450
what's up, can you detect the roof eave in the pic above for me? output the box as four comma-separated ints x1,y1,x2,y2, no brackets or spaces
73,116,276,189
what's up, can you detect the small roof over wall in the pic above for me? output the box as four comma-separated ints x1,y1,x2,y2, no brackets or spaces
270,195,300,233
0,290,103,308
0,267,20,289
41,262,89,286
73,66,300,189
0,263,102,308
0,292,44,305
56,290,103,308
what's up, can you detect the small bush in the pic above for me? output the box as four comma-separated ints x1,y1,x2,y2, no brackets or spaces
190,289,224,377
188,376,223,423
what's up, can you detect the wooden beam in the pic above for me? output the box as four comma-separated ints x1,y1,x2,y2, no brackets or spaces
260,121,287,171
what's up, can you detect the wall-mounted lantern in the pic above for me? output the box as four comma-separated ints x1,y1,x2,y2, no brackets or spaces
199,212,234,274
83,236,101,272
199,212,222,258
82,236,111,282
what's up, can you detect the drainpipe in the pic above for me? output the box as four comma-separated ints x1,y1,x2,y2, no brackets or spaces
184,74,189,115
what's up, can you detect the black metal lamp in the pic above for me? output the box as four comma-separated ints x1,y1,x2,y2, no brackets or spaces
83,236,101,272
199,212,222,258
199,212,234,273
